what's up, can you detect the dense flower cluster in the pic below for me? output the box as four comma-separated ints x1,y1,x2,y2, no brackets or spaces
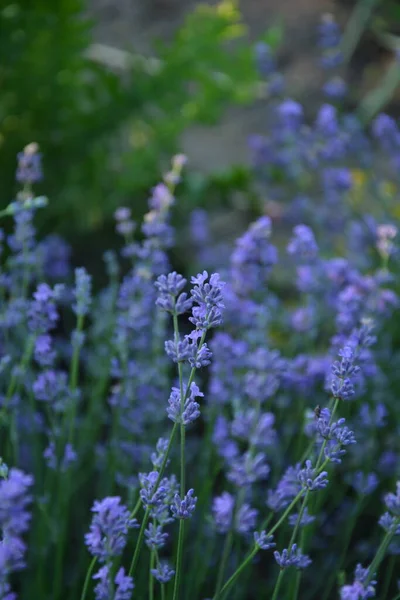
2,12,400,600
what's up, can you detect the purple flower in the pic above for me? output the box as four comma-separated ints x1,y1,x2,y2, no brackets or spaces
16,143,43,184
267,464,302,512
189,271,225,330
155,272,192,315
385,482,400,517
298,460,328,491
72,267,92,317
228,452,270,487
85,497,137,562
230,216,278,295
43,442,77,472
93,566,134,600
0,468,33,596
254,531,276,550
32,370,70,412
166,382,204,425
340,564,376,599
150,562,175,583
274,544,311,569
288,507,316,527
139,471,167,511
323,77,347,100
144,523,168,550
287,225,319,262
329,346,361,401
236,503,258,535
165,334,212,368
0,469,33,538
277,100,303,130
28,283,62,334
379,512,400,535
171,489,197,519
34,334,55,367
38,234,71,280
212,492,234,533
150,438,170,470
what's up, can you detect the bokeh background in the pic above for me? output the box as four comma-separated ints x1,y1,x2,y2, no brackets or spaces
2,0,400,274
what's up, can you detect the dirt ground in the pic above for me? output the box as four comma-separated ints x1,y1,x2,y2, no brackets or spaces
87,0,342,172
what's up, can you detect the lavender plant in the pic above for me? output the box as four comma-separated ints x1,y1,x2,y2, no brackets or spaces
1,48,400,600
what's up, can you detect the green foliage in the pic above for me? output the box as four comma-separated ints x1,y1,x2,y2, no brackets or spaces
0,0,277,234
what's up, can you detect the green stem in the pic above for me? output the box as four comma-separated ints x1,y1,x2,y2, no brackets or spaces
366,519,400,585
68,313,85,444
271,570,285,600
214,546,258,600
381,555,395,600
172,519,185,600
340,0,381,63
128,423,178,577
80,556,97,600
214,529,234,598
149,551,155,600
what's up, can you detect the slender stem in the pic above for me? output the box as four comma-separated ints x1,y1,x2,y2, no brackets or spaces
273,491,309,600
128,423,178,577
172,519,185,600
271,570,285,600
149,551,155,600
68,313,85,444
214,529,234,598
381,555,395,600
214,547,258,600
130,497,142,519
366,519,400,585
80,557,97,600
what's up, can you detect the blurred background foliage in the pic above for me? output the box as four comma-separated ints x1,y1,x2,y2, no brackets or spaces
0,0,281,242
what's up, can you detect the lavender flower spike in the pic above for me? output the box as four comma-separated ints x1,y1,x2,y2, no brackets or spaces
85,497,138,563
189,271,225,330
298,460,329,491
171,489,197,519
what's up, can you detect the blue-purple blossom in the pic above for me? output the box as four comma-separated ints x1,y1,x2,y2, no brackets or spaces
350,472,379,497
0,468,33,595
85,497,137,562
385,482,400,517
43,442,77,472
189,271,225,330
72,267,92,317
230,216,278,295
171,489,197,519
254,531,276,550
139,471,167,510
166,382,203,425
150,562,175,583
235,503,258,535
298,460,328,491
274,544,311,569
155,272,192,315
28,283,62,333
379,512,400,535
227,451,270,487
212,492,234,533
267,464,302,512
330,346,360,401
144,522,168,550
16,143,43,184
340,564,376,599
150,438,170,470
288,507,316,527
165,334,212,368
287,225,319,262
93,565,134,600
